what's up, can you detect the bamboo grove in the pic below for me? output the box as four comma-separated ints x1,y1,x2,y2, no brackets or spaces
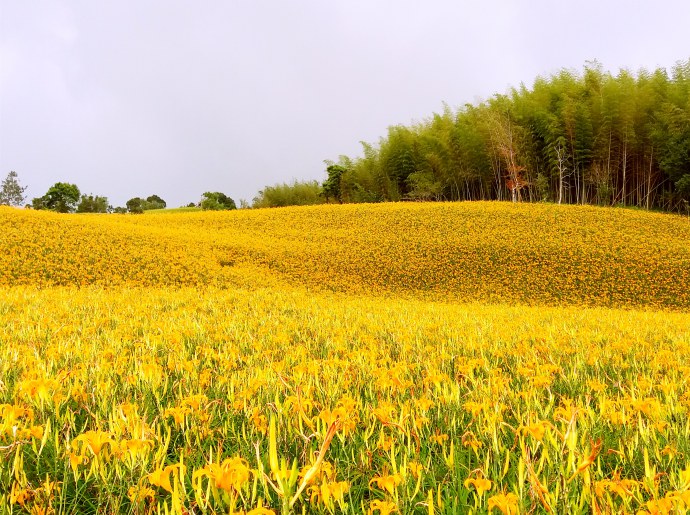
323,60,690,212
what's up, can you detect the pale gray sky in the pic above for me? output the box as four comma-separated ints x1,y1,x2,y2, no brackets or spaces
1,1,688,207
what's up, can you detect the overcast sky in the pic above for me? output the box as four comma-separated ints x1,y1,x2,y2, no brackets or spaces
1,1,688,207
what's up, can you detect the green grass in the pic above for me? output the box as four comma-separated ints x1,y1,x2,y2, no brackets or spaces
143,206,202,213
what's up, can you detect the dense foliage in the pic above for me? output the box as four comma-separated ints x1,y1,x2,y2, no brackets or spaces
126,195,168,213
76,194,110,213
325,61,690,212
252,180,325,208
200,191,237,211
31,182,81,213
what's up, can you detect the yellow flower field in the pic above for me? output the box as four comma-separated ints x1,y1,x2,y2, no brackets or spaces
2,202,689,307
1,202,689,514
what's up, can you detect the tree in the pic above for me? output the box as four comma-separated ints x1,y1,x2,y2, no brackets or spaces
77,194,110,213
200,192,237,210
486,103,528,202
126,197,145,214
126,195,168,212
145,195,166,209
322,164,347,203
33,182,81,213
338,142,388,203
0,171,28,206
31,196,47,210
553,141,574,204
405,170,443,201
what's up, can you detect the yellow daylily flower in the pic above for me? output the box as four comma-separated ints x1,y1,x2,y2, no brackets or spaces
464,477,493,497
488,492,519,514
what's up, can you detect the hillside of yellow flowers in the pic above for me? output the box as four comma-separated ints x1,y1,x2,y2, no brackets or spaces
2,202,690,514
2,201,690,307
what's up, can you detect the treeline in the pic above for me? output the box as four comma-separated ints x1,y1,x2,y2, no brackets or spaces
330,60,690,210
258,60,690,212
252,180,323,208
0,174,238,214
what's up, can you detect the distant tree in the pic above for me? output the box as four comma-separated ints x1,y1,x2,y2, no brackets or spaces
186,202,198,208
33,182,81,213
200,192,237,210
145,195,166,209
31,196,47,210
486,103,529,202
322,164,346,203
0,171,28,206
125,195,167,212
77,194,110,213
112,206,128,214
126,197,145,214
